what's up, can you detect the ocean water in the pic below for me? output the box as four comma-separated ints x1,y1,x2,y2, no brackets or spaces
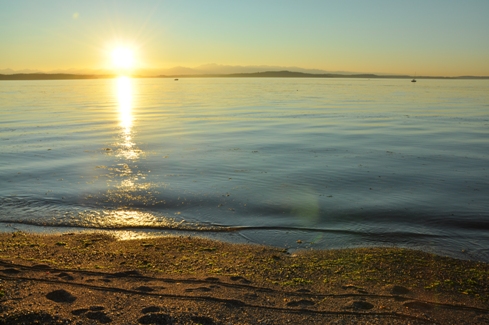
1,77,488,261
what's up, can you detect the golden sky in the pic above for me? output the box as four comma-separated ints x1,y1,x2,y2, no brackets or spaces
1,0,488,76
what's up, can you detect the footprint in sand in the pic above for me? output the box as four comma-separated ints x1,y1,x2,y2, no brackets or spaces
190,316,216,325
72,306,112,323
141,306,162,314
286,299,315,307
346,300,374,310
138,313,173,324
134,286,155,292
85,311,112,323
72,308,90,316
230,276,251,284
195,287,212,292
45,289,76,303
57,272,75,281
403,301,433,310
112,270,142,277
244,293,258,300
185,286,212,293
225,299,245,307
390,285,410,295
0,311,60,324
342,284,368,294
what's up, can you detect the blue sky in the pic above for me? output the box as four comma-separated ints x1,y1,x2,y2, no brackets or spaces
1,0,488,76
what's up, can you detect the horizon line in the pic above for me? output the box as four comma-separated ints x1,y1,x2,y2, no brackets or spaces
1,70,489,80
2,63,488,78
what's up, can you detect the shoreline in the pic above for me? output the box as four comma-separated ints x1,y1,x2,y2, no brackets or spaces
2,224,485,264
0,232,488,324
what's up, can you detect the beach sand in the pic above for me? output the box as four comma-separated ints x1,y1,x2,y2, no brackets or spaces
0,232,488,324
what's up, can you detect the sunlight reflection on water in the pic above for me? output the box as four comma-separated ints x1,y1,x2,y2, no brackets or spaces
102,76,163,227
116,76,133,132
115,76,140,160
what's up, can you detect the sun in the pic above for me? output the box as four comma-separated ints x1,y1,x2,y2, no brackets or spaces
111,47,135,69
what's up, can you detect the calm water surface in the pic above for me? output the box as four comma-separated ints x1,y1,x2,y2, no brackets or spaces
1,78,488,261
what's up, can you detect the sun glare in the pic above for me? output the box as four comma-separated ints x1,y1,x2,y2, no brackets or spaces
116,76,133,131
112,47,135,69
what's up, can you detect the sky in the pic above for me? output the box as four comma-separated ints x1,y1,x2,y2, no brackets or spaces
1,0,488,76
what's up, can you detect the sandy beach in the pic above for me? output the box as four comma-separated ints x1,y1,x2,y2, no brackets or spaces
0,232,488,324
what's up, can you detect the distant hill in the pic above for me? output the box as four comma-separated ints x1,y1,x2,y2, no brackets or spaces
0,64,353,77
2,64,489,79
215,71,382,78
157,70,489,79
188,64,355,75
1,71,488,80
0,73,113,80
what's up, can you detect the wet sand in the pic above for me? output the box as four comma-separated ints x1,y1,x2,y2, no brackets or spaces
0,232,488,324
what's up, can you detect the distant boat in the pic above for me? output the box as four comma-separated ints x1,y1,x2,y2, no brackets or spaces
411,78,416,83
174,78,179,81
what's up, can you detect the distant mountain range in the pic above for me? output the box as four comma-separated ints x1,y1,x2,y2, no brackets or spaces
0,73,113,80
149,64,361,76
0,64,361,77
1,65,488,80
